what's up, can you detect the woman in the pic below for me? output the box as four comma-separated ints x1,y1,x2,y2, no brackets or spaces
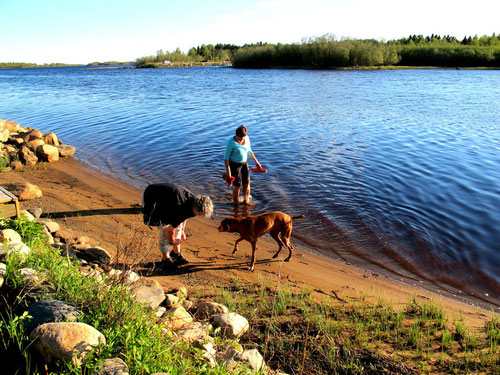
224,125,262,206
142,182,213,268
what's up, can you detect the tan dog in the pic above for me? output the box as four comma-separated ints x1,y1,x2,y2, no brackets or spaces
218,211,305,271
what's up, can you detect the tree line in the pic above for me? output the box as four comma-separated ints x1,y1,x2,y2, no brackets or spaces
231,34,500,68
134,34,499,69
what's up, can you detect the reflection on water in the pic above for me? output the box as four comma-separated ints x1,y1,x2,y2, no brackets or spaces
1,66,499,307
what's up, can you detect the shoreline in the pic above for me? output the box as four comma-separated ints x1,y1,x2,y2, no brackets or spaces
1,157,497,327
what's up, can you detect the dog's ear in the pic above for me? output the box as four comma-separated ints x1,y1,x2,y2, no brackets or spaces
223,220,231,232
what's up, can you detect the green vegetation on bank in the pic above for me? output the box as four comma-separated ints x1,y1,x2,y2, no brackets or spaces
0,63,81,69
232,34,500,68
134,44,237,68
202,278,500,374
1,216,498,374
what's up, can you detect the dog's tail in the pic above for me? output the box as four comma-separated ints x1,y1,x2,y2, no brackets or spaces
291,215,306,220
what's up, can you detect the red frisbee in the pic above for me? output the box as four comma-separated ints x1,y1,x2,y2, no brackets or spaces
222,173,235,186
252,166,267,173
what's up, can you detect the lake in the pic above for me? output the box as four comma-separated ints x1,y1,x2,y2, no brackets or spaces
1,66,499,308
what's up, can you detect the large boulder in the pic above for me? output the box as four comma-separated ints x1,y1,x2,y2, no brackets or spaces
58,144,76,157
43,132,59,146
26,129,43,140
0,242,31,261
30,322,106,366
5,182,42,200
0,127,9,142
36,144,59,162
26,299,83,333
0,119,20,133
26,138,45,151
0,229,22,243
19,145,38,166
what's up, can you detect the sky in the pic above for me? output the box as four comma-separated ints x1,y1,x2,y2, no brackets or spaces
1,0,499,64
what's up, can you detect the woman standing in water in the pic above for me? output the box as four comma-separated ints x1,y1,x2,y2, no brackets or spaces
224,125,263,206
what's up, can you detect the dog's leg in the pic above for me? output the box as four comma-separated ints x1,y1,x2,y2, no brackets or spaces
232,237,244,254
270,230,285,259
283,233,294,262
249,240,257,271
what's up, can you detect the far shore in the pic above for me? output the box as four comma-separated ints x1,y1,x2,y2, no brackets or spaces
2,157,496,328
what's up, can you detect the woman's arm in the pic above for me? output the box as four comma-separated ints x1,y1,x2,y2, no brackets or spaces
249,151,262,168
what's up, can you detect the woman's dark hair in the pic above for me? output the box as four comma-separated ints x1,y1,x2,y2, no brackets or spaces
235,125,247,137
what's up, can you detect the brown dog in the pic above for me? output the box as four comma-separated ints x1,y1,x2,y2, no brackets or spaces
218,211,305,271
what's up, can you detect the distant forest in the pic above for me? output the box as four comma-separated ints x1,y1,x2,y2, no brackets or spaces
135,34,500,69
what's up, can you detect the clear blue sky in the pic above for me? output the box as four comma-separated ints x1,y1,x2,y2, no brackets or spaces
1,0,499,64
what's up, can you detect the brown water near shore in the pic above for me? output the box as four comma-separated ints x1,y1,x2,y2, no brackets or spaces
1,158,495,328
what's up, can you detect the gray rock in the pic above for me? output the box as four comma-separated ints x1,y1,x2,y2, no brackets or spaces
26,299,83,333
83,246,112,265
176,321,211,343
58,144,76,157
94,358,129,375
194,301,229,319
30,322,106,366
131,278,165,309
27,207,43,219
213,312,249,338
220,348,265,373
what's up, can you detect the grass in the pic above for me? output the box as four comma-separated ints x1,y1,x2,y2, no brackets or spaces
0,217,246,374
1,216,499,374
195,275,500,374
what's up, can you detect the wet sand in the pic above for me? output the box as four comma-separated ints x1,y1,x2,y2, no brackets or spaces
1,158,495,328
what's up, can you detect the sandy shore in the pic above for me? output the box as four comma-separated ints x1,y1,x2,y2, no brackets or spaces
1,158,494,328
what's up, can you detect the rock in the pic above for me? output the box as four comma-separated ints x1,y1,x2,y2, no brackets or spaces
194,301,229,319
0,242,31,260
20,210,36,221
27,207,43,219
163,306,193,331
175,286,188,299
182,299,194,311
94,357,129,375
38,220,60,233
36,144,59,162
27,129,43,140
10,160,23,170
43,132,59,146
83,246,112,265
5,182,42,200
26,138,45,151
194,341,217,368
220,348,265,372
176,321,211,343
58,144,76,157
0,262,6,288
19,267,39,284
0,127,9,142
30,322,106,366
165,294,180,308
213,313,249,338
26,299,82,333
0,229,22,243
42,227,55,245
156,306,167,318
76,235,90,244
131,278,165,309
0,119,19,133
10,135,25,145
106,268,140,285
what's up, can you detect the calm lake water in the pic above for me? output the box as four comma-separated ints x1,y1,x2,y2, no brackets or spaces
1,66,499,308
